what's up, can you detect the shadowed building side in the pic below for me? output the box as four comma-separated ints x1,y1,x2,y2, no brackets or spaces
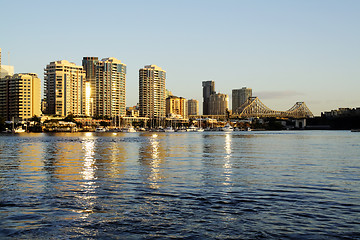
232,87,252,113
209,93,229,115
188,99,199,116
202,80,215,115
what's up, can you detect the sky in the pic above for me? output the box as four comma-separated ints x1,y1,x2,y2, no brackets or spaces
1,0,359,116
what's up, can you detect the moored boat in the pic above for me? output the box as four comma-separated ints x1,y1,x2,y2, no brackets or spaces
13,127,26,133
221,123,234,132
122,126,136,133
164,126,175,132
186,125,197,132
176,127,187,132
95,127,107,132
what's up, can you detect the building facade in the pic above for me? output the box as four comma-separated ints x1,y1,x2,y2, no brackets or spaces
0,73,41,121
95,57,126,118
187,99,199,115
209,93,229,115
166,96,188,119
44,60,86,116
82,57,99,116
139,65,166,118
202,80,215,115
232,87,252,113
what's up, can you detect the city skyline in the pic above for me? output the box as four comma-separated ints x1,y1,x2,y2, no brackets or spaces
1,1,359,116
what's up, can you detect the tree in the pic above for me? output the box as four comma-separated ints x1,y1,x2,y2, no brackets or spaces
63,113,76,123
29,115,41,123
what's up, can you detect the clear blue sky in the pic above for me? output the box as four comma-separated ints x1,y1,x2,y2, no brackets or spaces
1,0,359,116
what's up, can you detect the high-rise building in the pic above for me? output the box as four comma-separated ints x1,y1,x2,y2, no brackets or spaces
0,73,41,121
166,96,188,119
95,57,126,118
202,80,215,115
187,99,199,115
139,65,166,118
82,57,99,116
232,87,252,113
209,93,229,115
44,60,86,116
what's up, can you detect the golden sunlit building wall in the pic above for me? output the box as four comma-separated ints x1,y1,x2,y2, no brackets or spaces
95,57,126,118
82,57,99,117
44,60,86,117
166,95,188,119
139,65,166,118
0,73,41,121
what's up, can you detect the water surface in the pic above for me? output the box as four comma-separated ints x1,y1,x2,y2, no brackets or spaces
0,131,359,239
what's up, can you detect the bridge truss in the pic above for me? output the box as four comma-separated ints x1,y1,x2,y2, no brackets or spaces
232,97,314,119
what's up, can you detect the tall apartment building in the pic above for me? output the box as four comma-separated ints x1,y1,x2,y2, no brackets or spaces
232,87,252,113
82,57,99,116
166,96,188,119
139,65,166,118
202,80,215,115
95,57,126,117
44,60,86,116
209,93,229,115
187,99,199,115
0,73,41,121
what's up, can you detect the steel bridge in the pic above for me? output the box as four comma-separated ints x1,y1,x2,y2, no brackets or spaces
232,97,313,118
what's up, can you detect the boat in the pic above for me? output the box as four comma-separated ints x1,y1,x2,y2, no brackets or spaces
176,127,187,132
95,127,107,132
152,126,164,132
13,127,26,133
2,128,12,133
351,129,360,132
164,126,175,132
186,125,197,132
122,126,136,133
221,123,234,132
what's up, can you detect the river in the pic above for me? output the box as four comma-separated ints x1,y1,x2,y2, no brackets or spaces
0,131,359,239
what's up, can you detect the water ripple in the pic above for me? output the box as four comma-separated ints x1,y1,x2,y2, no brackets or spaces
0,131,359,239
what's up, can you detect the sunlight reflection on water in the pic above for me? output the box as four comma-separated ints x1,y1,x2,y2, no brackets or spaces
0,131,359,239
